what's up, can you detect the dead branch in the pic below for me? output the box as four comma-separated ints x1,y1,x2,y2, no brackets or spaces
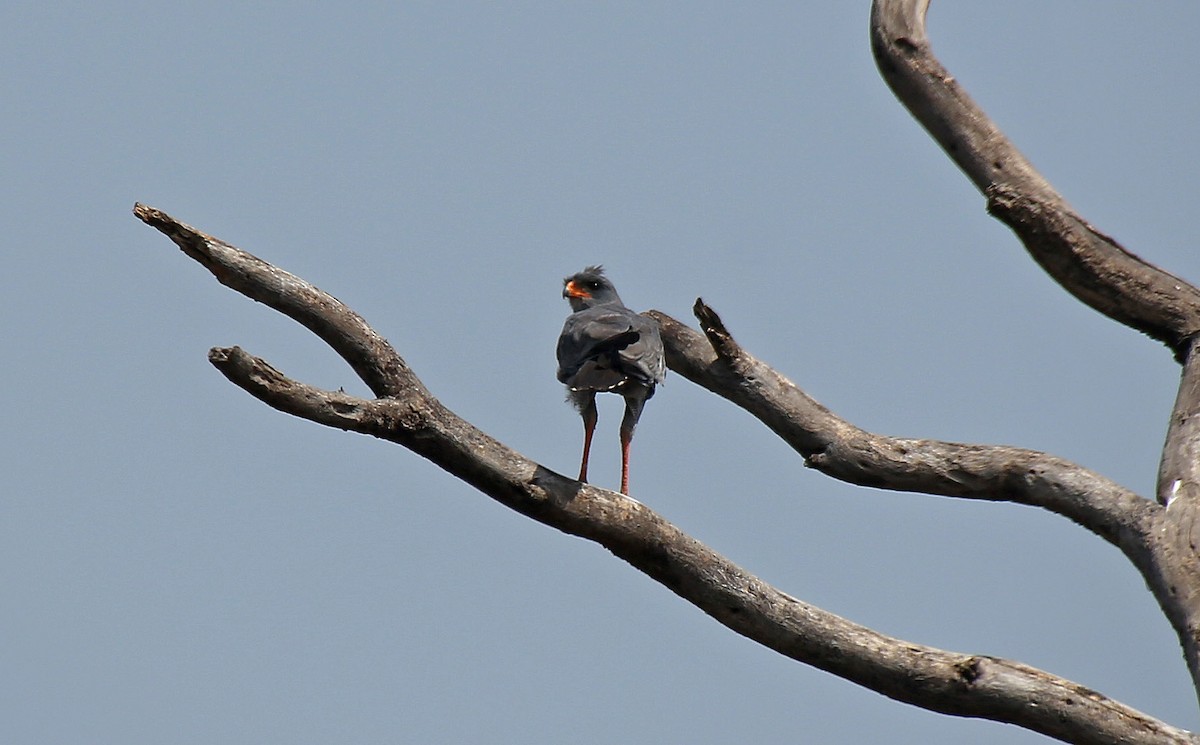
1150,334,1200,693
134,204,422,399
869,0,1200,701
1159,337,1200,506
869,0,1200,355
650,303,1156,553
136,203,1194,744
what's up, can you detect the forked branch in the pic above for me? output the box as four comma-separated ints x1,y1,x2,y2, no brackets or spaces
136,203,1191,744
869,0,1200,697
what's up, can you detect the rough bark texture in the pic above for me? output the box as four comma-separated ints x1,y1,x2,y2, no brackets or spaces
649,304,1156,552
136,203,1195,744
134,1,1200,742
870,0,1200,356
1154,340,1200,692
1160,339,1200,506
869,0,1200,701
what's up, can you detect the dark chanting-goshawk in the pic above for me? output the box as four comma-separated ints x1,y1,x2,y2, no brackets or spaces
556,266,665,495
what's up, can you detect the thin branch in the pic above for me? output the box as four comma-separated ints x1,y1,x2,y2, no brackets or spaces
651,302,1157,555
869,0,1200,355
134,203,421,398
139,204,1193,744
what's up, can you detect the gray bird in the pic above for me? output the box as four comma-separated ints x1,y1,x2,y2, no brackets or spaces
556,266,665,495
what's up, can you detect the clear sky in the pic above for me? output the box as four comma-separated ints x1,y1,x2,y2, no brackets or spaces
4,3,1199,743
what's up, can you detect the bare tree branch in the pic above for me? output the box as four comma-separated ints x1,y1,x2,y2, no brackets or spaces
133,204,421,399
1159,336,1200,506
650,303,1157,553
136,204,1194,744
1149,334,1200,693
654,299,1200,701
868,0,1200,700
869,0,1200,355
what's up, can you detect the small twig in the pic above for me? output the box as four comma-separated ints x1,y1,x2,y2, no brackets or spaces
692,298,740,361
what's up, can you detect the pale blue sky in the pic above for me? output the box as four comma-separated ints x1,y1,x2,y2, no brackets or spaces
4,3,1199,743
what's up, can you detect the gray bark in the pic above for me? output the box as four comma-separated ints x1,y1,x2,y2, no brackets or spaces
135,203,1196,744
870,0,1200,354
870,0,1200,700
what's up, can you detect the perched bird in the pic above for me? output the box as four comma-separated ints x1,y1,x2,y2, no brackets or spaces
556,266,665,495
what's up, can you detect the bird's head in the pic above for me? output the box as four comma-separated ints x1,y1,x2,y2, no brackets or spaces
563,265,624,311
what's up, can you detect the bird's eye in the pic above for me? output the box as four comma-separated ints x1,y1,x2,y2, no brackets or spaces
586,281,600,289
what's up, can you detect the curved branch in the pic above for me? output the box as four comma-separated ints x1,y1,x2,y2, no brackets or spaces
139,204,1192,744
213,345,1190,745
869,1,1200,699
656,299,1200,703
134,203,421,398
650,302,1157,555
869,0,1200,355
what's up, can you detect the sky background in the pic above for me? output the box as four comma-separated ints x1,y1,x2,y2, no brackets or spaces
4,2,1199,743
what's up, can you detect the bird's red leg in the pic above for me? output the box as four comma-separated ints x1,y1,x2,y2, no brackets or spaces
578,397,597,482
579,421,595,482
619,427,632,495
618,391,648,496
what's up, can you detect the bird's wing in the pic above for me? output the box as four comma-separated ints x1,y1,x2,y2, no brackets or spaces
617,312,666,386
557,307,665,389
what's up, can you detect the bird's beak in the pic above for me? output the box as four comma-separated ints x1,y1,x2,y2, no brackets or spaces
563,280,591,299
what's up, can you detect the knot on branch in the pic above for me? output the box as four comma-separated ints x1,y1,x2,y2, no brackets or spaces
394,401,433,433
984,183,1049,232
954,656,984,685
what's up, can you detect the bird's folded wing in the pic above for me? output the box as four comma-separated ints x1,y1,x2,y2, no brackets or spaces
617,315,665,385
557,308,665,386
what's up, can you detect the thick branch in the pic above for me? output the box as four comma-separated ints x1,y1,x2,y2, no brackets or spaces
869,0,1200,354
1159,336,1200,506
212,345,1190,745
139,204,1191,744
650,303,1157,555
1149,335,1200,691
